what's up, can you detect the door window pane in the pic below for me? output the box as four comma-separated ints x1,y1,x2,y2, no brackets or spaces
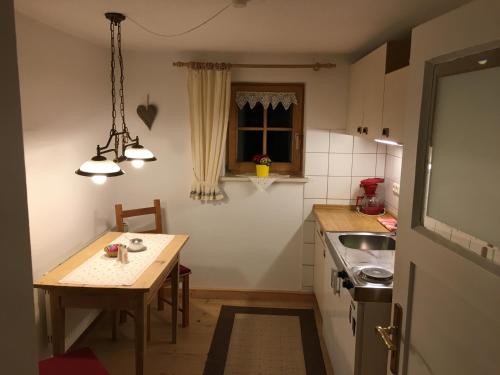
267,131,292,162
237,131,263,162
238,103,263,127
267,103,293,128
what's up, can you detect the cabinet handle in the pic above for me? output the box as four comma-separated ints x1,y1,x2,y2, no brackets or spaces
356,126,362,134
362,127,368,135
382,127,390,138
331,269,341,295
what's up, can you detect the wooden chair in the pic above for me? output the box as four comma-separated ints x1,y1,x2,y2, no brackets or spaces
114,199,191,332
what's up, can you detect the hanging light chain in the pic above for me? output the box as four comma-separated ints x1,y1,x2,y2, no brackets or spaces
116,21,130,140
110,20,117,134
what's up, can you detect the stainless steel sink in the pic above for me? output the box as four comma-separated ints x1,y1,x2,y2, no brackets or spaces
339,233,396,250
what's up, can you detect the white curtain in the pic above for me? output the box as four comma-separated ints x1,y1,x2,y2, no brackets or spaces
187,64,231,201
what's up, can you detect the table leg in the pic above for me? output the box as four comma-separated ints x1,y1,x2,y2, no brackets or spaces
157,286,165,311
134,295,147,375
171,260,179,344
111,310,119,341
49,292,65,355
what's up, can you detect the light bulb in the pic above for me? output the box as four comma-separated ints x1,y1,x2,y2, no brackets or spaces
91,175,107,184
131,159,145,169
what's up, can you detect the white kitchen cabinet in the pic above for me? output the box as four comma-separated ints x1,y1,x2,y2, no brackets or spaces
346,59,364,136
322,250,356,375
313,223,326,314
347,44,387,138
380,66,409,144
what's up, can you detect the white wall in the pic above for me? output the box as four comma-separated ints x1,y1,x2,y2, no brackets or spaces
14,12,351,357
108,50,350,291
15,14,115,358
0,1,37,373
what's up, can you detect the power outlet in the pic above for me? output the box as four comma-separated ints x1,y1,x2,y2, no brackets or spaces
392,182,400,196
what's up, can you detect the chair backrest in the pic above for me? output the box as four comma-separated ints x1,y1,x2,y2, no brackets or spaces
115,199,163,234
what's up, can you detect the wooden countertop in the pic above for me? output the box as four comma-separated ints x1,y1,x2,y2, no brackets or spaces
313,205,395,233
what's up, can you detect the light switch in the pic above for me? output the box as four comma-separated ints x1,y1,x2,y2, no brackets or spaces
392,182,400,196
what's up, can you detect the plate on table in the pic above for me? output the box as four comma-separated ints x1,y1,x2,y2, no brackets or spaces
127,245,147,252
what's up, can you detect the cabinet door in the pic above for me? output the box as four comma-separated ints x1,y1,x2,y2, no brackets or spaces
362,44,387,138
321,250,337,362
330,281,357,375
313,224,326,314
381,66,409,143
347,60,364,136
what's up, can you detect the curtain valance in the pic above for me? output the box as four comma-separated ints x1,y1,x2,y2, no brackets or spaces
235,91,298,110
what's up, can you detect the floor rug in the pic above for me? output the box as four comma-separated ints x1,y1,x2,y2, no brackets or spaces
203,306,327,375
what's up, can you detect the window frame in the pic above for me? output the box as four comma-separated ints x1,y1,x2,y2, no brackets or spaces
226,82,304,176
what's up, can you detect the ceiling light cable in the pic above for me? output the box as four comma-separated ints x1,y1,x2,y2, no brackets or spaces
126,3,232,38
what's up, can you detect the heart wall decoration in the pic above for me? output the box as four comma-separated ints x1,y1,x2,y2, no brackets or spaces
136,94,158,130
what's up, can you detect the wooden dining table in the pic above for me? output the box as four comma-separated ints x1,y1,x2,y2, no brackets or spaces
34,231,189,375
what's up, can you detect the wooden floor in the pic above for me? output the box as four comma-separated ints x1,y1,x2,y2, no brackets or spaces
75,297,334,375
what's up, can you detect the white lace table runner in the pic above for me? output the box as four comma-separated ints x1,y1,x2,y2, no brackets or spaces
59,233,174,286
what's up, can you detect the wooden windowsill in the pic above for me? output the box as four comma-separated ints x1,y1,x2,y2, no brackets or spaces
220,174,309,183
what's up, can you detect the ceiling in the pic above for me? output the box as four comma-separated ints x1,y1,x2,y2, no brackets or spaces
15,0,471,57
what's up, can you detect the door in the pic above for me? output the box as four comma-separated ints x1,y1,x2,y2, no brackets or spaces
386,3,500,374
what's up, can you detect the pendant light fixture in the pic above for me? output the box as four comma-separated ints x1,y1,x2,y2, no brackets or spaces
76,12,156,184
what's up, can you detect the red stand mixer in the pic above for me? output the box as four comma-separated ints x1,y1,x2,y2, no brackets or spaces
356,178,385,215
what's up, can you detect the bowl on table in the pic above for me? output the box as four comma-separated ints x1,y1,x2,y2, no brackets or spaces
104,244,121,258
128,238,146,252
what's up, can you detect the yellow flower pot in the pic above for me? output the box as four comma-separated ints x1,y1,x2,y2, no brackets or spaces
256,164,270,177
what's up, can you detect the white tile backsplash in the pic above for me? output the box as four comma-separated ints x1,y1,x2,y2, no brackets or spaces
303,131,389,289
353,136,378,153
305,152,329,176
306,128,330,153
304,176,328,198
387,145,403,158
303,198,326,221
328,177,352,199
352,154,377,176
385,154,402,183
377,144,387,154
376,154,386,177
329,132,353,153
435,221,452,240
451,229,472,249
329,153,353,176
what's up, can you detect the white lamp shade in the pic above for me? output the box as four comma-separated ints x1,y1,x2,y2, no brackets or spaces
76,155,124,177
124,145,156,161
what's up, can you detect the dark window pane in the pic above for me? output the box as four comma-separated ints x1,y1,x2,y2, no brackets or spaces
267,131,292,162
237,131,263,162
238,103,263,127
267,103,293,128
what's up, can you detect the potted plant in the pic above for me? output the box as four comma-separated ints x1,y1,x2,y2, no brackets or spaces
252,154,272,177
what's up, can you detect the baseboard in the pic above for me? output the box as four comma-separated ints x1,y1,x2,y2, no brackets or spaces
190,288,314,303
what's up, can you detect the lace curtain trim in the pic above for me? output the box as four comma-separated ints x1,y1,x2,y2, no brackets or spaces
235,91,298,110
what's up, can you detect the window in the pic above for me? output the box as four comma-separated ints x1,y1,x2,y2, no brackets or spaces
227,83,304,175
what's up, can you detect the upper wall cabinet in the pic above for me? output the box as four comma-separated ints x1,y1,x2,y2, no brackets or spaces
380,66,409,144
347,38,411,141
